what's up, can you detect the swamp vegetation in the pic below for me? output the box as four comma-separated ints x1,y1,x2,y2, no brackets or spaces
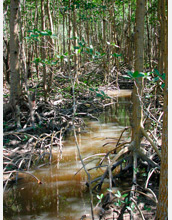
3,0,167,219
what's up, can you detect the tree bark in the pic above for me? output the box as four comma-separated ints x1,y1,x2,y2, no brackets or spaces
156,1,168,218
156,52,168,220
10,0,21,106
41,0,47,100
132,0,145,147
47,0,55,93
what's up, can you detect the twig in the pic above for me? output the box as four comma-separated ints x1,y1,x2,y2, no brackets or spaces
120,189,157,204
116,127,130,147
145,167,159,188
141,126,161,159
130,197,145,220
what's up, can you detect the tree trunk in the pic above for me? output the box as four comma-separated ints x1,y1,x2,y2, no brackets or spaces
10,0,21,106
156,0,168,218
155,50,168,220
47,0,55,93
132,0,145,147
72,1,78,83
41,0,47,101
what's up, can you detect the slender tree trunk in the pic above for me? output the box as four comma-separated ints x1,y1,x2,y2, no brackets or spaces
47,0,54,93
158,0,165,74
35,1,39,78
62,11,65,71
41,0,47,101
68,0,71,73
132,0,145,147
72,2,78,83
145,0,151,69
156,49,168,220
156,1,168,219
10,0,21,106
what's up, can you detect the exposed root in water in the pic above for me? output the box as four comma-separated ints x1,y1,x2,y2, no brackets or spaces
3,130,64,189
81,126,160,220
3,170,42,192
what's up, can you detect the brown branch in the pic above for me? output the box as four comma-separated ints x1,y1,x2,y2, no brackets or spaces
140,126,161,159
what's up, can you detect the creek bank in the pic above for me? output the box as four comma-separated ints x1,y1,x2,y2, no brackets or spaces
3,91,160,220
4,96,132,219
3,85,124,187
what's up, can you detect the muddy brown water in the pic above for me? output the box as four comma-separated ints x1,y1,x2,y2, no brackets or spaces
4,90,132,220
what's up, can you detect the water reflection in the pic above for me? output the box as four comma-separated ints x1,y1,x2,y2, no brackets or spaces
4,92,132,220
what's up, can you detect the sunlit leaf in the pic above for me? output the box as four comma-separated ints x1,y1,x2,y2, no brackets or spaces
40,31,49,36
115,190,121,198
126,206,132,211
121,193,128,198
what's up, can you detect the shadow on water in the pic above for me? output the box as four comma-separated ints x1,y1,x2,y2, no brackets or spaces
3,91,132,220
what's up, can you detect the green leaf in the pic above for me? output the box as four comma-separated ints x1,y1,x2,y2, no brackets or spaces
133,167,138,174
125,197,129,204
154,69,161,77
96,93,103,98
132,71,139,78
123,74,132,79
78,42,85,47
107,188,113,193
100,90,105,95
40,31,49,36
121,193,128,198
97,195,101,200
51,34,58,38
50,61,58,65
132,71,145,78
25,36,31,40
100,194,104,199
23,135,29,141
161,73,166,80
33,58,41,63
126,71,133,79
46,30,52,35
31,34,39,38
97,194,104,200
112,53,121,57
153,76,159,82
89,88,95,92
74,46,80,50
118,200,121,206
111,43,120,48
77,49,81,54
161,83,165,89
115,190,121,198
69,36,79,40
126,206,132,211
